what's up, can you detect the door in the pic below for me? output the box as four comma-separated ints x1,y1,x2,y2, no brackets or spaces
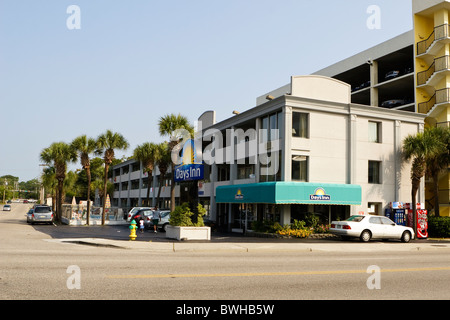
368,216,385,238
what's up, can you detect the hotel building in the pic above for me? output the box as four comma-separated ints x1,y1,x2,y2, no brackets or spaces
112,0,449,231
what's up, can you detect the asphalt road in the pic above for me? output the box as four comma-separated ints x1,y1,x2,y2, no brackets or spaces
1,203,450,308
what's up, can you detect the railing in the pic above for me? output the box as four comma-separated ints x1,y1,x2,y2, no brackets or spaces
436,121,450,129
417,55,450,86
417,24,450,55
418,88,450,114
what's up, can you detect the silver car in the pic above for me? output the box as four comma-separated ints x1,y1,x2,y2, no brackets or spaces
3,204,11,211
28,205,54,225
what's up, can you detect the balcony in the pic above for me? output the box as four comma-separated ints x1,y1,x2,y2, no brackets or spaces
417,24,450,56
418,88,450,115
417,55,450,87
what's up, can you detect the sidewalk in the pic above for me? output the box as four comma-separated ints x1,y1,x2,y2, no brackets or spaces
47,234,450,253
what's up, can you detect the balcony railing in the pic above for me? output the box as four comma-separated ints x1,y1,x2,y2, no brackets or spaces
417,55,450,86
436,121,450,129
418,88,450,114
417,24,450,55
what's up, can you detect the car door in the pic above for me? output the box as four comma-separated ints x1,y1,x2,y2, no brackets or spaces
368,217,385,238
380,216,399,239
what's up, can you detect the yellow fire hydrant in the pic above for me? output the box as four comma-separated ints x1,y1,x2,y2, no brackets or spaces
129,220,137,241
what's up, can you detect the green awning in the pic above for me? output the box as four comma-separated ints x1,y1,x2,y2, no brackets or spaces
216,182,361,205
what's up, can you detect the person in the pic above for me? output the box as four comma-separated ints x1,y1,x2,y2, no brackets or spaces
152,211,161,233
139,218,145,233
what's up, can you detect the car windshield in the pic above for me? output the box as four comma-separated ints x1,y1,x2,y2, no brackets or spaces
346,215,365,222
34,206,51,213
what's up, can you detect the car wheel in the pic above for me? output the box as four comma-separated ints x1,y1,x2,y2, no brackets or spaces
162,223,169,232
360,230,372,242
401,231,411,243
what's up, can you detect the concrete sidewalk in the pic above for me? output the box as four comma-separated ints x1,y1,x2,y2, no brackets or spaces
46,236,450,253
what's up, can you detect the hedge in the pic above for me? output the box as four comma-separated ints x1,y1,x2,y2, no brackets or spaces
428,216,450,238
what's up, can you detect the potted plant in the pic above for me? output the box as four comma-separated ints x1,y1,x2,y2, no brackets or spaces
165,203,211,240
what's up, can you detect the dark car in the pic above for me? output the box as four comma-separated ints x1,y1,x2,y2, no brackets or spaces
381,99,406,108
130,208,154,226
385,70,400,80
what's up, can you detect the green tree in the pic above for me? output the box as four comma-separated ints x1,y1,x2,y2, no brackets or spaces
71,135,97,225
154,142,171,208
96,130,129,225
41,166,56,211
158,114,193,211
133,142,158,207
424,126,450,217
402,127,447,232
40,142,77,223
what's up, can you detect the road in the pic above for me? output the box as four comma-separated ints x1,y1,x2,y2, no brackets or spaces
1,203,450,305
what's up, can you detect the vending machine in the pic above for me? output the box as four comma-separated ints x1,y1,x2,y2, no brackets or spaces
388,202,406,226
405,203,428,239
416,210,428,239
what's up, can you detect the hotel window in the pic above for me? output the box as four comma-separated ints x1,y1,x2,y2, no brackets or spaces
261,111,282,143
368,161,381,184
292,155,308,182
292,112,309,138
368,121,381,143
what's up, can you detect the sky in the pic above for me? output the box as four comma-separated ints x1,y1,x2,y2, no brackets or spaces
0,0,413,182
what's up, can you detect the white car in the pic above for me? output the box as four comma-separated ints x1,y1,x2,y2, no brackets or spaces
330,215,415,243
126,207,153,222
3,204,11,211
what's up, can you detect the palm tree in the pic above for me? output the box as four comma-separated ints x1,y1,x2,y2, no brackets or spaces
424,126,450,217
96,130,129,225
402,128,446,232
41,166,56,212
158,114,193,211
133,142,158,207
71,135,97,225
154,142,171,207
40,142,77,223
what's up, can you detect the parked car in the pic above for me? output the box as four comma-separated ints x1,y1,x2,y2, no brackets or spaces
3,204,11,211
381,99,406,108
130,208,154,225
385,70,400,80
329,215,414,242
148,210,171,232
127,207,152,221
27,205,54,225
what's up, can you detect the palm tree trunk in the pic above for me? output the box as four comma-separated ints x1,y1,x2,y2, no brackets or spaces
86,168,91,225
102,164,109,225
432,171,440,217
56,179,64,224
145,171,152,207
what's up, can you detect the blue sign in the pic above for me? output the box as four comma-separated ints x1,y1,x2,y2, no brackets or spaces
174,139,204,182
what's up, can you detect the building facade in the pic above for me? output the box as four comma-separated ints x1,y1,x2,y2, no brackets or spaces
113,75,425,231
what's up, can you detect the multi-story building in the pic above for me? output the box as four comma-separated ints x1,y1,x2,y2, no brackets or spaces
113,75,425,231
113,0,449,229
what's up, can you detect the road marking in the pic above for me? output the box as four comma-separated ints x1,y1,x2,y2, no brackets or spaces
107,266,450,279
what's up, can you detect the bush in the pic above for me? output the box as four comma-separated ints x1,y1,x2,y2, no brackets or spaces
169,203,207,227
428,216,450,238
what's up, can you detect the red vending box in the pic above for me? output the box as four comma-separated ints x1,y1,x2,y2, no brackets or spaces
416,210,428,239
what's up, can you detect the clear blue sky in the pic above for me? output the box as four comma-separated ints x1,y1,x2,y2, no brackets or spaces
0,0,413,182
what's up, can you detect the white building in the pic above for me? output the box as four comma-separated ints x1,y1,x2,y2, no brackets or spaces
113,75,425,232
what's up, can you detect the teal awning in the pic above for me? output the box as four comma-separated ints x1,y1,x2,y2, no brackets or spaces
216,182,361,205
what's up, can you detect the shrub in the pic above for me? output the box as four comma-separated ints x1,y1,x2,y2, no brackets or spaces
169,203,207,227
428,216,450,238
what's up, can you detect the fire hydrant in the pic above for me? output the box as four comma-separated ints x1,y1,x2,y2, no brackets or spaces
129,220,137,241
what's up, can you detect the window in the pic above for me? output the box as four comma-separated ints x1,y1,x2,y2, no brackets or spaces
368,161,381,184
292,155,308,182
261,111,282,143
368,121,381,143
292,112,309,138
